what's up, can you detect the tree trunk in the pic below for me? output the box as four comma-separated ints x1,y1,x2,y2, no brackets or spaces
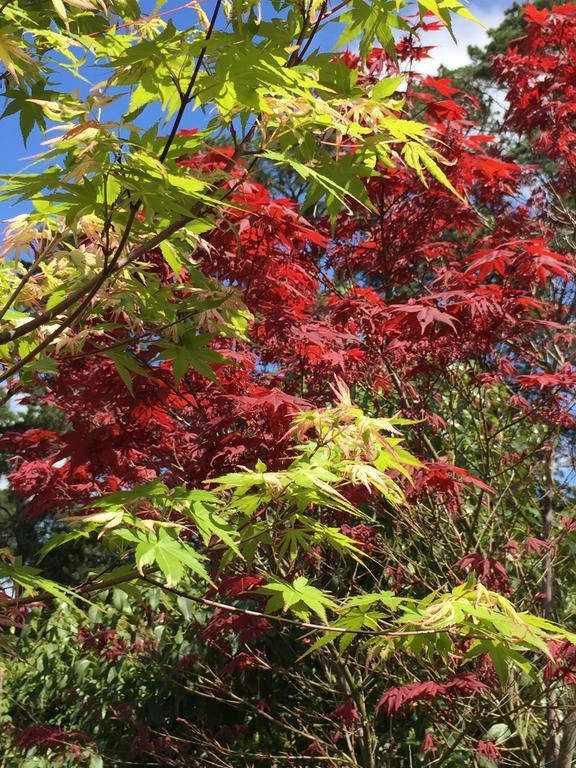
556,699,576,768
543,446,558,766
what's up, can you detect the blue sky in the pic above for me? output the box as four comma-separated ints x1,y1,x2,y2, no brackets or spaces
416,1,510,74
0,0,512,224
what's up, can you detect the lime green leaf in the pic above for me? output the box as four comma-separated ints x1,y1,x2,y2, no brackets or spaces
372,76,405,100
37,530,90,563
402,141,463,200
105,350,149,394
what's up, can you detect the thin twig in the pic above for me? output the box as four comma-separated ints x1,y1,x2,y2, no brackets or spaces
141,575,458,639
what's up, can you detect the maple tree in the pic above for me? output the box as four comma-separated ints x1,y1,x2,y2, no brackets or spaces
0,1,575,767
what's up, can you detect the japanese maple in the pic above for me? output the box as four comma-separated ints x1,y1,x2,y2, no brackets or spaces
0,1,574,767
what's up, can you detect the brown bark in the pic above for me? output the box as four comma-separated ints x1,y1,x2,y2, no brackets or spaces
555,700,576,768
543,446,558,766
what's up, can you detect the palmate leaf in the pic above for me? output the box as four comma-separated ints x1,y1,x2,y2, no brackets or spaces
301,592,409,657
309,521,365,560
275,514,366,564
187,501,243,557
1,80,60,145
260,576,337,622
259,150,373,215
105,350,149,394
464,639,531,686
337,0,409,59
278,526,315,561
117,527,212,587
73,492,217,589
0,31,35,81
159,332,226,384
300,606,387,658
417,0,482,40
402,140,465,199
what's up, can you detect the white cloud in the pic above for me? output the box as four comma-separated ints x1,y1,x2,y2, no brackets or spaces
415,4,507,76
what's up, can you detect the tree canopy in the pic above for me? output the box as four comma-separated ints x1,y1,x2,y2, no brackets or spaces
0,0,575,766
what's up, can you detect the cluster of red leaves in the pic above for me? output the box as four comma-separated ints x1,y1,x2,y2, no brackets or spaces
13,725,88,754
330,699,361,728
493,3,576,192
420,730,438,756
376,673,489,716
544,640,576,684
476,739,501,764
456,553,511,594
340,523,379,552
77,624,158,662
410,460,493,515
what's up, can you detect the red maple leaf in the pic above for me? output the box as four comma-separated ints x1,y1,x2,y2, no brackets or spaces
420,76,460,96
387,302,458,335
